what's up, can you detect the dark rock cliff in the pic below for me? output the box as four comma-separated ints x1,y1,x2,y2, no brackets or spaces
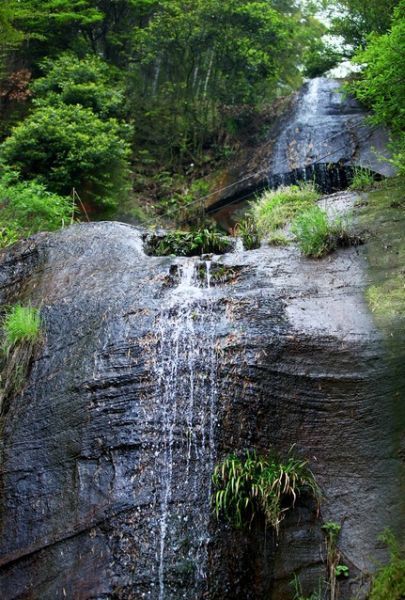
207,77,395,222
0,196,403,599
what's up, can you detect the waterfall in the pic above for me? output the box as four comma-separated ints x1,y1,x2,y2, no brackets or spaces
155,259,218,599
267,77,367,191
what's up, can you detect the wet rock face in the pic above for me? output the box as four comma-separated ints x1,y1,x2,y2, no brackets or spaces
0,219,402,599
208,77,395,220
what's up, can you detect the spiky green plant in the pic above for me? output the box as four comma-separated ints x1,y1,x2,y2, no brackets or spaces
234,217,261,250
1,305,42,414
3,305,41,348
212,449,319,533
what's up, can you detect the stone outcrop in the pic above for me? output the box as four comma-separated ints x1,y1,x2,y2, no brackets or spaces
207,77,395,221
0,198,403,598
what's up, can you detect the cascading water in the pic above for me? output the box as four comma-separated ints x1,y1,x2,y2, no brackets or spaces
268,76,372,191
154,259,218,599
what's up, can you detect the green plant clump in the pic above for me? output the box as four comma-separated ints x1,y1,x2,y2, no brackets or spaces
152,229,232,257
370,530,405,600
0,171,72,248
349,167,376,191
291,206,332,257
1,304,42,414
212,449,319,533
234,217,261,250
291,206,356,258
3,305,41,348
250,183,320,243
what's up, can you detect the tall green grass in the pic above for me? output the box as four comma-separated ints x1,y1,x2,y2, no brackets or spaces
3,305,41,348
250,183,320,244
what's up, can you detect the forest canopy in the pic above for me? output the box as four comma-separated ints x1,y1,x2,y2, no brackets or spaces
0,0,403,239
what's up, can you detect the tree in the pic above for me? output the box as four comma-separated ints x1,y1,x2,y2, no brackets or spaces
32,53,126,119
1,104,131,207
326,0,400,51
349,1,405,173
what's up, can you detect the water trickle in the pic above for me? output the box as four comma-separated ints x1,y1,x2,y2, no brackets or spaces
155,258,219,599
270,77,364,180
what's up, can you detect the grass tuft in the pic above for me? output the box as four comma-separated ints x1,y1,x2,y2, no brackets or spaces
250,183,320,242
349,167,376,191
3,305,41,348
291,206,331,257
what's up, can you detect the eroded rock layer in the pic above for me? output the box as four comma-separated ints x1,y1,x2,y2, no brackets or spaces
0,212,402,599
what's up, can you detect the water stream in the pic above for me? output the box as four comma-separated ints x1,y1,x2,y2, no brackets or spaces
155,259,218,599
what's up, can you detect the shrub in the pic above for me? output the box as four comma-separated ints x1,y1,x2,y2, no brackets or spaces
1,104,131,208
0,171,71,247
250,183,320,241
32,53,125,120
212,449,319,533
3,305,41,348
350,3,405,174
291,206,332,257
370,530,405,600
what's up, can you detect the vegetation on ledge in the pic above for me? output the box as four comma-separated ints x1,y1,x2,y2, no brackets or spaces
212,449,319,533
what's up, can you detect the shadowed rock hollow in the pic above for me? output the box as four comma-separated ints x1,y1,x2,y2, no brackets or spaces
0,199,403,598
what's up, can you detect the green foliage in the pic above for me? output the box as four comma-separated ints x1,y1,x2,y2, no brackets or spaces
212,449,319,533
370,530,405,600
349,167,376,190
335,564,349,578
1,303,42,413
1,104,131,208
32,53,126,119
3,305,41,348
151,229,232,256
159,178,210,227
292,206,333,257
234,217,261,250
349,2,405,174
0,171,71,247
250,184,320,242
326,0,400,51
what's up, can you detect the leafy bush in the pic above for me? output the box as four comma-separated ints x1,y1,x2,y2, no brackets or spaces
370,530,405,600
150,229,232,257
212,449,319,533
250,184,320,242
3,305,41,348
32,53,125,119
0,171,71,247
1,104,131,208
349,167,376,190
350,2,405,174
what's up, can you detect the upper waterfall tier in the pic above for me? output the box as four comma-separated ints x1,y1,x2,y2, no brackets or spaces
207,77,394,216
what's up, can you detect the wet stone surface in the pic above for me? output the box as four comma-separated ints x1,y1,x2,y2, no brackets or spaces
0,215,402,599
